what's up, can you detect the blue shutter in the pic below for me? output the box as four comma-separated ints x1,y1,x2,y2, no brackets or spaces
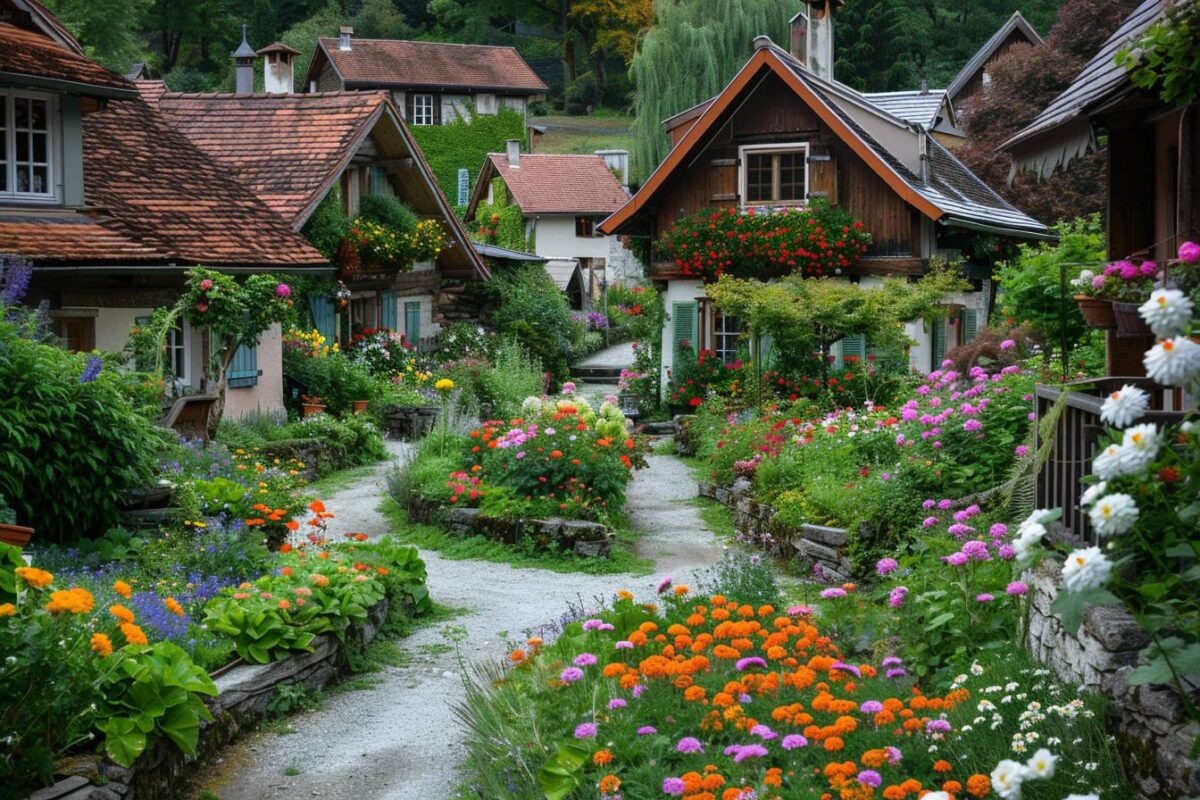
310,296,336,341
404,301,422,343
381,291,397,331
838,334,866,368
672,301,697,359
226,344,259,388
961,308,979,344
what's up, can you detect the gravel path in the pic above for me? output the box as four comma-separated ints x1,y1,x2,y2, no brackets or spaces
195,443,722,800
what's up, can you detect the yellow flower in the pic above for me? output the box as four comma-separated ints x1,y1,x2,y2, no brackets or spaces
91,633,114,657
46,587,95,615
435,378,455,393
15,566,54,589
0,603,16,617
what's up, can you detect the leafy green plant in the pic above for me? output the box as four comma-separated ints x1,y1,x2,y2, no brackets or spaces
409,108,525,201
1116,1,1200,107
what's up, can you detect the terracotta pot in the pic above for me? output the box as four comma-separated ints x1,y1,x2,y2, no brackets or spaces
302,403,327,417
1074,295,1116,328
0,523,33,548
352,400,370,414
1112,301,1153,336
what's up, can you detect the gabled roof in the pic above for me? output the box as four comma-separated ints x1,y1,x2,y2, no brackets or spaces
600,40,1049,240
946,11,1044,102
0,20,136,98
863,90,949,130
468,153,630,217
1003,0,1167,173
0,215,160,263
305,37,548,94
146,87,488,279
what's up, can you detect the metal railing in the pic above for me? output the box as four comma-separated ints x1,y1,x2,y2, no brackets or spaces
1034,377,1187,545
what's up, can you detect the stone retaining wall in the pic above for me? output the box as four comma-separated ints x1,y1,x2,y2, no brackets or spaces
28,600,389,800
698,479,857,581
1025,560,1199,798
407,496,614,558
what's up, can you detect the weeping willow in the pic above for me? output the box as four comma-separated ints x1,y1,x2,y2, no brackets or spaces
629,0,795,179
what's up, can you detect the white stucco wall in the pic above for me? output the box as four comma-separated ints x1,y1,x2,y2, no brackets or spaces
660,279,704,396
388,293,440,342
226,323,285,420
532,215,612,262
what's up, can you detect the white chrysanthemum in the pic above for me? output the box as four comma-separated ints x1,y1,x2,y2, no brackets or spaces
1017,509,1054,535
1064,795,1101,800
1088,493,1139,537
1061,546,1113,593
1091,443,1129,480
1079,481,1108,507
1144,336,1200,387
922,794,952,800
1139,289,1195,339
990,759,1025,800
1070,269,1095,289
1116,423,1160,474
521,396,543,416
1099,383,1150,428
1025,747,1057,779
1012,522,1047,561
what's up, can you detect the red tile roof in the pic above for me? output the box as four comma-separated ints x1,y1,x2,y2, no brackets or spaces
315,38,547,93
485,154,630,215
0,215,159,262
79,96,327,266
151,90,388,225
0,22,135,95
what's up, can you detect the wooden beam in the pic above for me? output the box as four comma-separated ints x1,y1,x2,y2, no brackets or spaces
854,257,924,277
377,157,415,173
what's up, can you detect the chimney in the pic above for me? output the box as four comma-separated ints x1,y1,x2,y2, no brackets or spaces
505,139,521,168
920,78,929,96
794,1,840,81
339,26,353,51
595,149,629,191
231,24,257,94
258,42,300,94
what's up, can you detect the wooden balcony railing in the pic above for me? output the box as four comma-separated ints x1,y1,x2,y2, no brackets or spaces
1034,377,1188,546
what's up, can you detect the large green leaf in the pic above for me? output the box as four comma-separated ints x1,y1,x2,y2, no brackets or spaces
537,743,590,800
159,698,204,756
98,716,148,768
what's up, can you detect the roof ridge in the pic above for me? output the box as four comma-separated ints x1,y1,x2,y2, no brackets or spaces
158,89,388,101
318,36,522,53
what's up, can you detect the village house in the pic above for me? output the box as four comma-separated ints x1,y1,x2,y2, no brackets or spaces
599,0,1050,395
0,0,328,419
302,27,547,126
465,143,640,305
1003,0,1197,375
140,37,489,348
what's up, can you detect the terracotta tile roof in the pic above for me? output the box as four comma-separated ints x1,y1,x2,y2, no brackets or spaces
316,38,547,93
486,154,629,215
79,96,327,266
0,22,135,95
153,91,388,225
133,78,168,107
0,215,159,262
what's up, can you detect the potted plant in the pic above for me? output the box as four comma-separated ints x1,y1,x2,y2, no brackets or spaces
1070,268,1117,328
1073,261,1158,332
301,394,327,417
0,494,32,548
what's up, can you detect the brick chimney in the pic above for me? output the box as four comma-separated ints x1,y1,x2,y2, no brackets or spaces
258,42,301,94
231,24,257,94
790,1,842,82
339,26,353,52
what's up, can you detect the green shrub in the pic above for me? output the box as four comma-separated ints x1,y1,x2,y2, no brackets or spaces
358,193,418,235
409,108,525,201
301,192,351,261
464,337,545,418
480,263,577,381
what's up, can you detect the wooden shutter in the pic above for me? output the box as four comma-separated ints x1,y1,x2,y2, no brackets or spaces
838,334,865,368
404,93,414,122
404,301,422,343
381,292,397,331
931,317,947,370
310,296,336,341
433,94,443,125
807,149,837,203
672,301,697,359
226,344,259,388
961,308,979,344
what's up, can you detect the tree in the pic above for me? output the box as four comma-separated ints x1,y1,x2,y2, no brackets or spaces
42,0,151,71
834,0,926,91
569,0,654,65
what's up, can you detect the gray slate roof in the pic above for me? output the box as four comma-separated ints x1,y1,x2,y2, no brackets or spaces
946,11,1044,101
1003,0,1167,153
863,90,947,128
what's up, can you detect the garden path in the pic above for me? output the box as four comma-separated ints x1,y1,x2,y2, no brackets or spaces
196,442,722,800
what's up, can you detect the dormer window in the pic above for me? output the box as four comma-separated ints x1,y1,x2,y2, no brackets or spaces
739,142,808,205
0,91,57,201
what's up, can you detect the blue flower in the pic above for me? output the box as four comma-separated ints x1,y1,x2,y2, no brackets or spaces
79,355,103,384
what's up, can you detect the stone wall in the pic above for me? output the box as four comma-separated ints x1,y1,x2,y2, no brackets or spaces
407,496,614,558
27,600,389,800
698,479,857,582
1026,559,1199,798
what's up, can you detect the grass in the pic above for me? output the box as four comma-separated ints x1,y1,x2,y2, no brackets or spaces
282,766,301,777
691,495,736,540
533,112,636,159
379,497,654,576
303,461,387,497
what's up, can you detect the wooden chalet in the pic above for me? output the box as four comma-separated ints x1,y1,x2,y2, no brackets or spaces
140,44,489,348
0,0,328,419
600,1,1050,392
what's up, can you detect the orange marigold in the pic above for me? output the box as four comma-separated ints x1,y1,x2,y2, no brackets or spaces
113,579,133,598
120,622,148,646
966,774,991,798
592,749,613,765
0,603,15,617
15,567,53,589
164,597,185,617
109,603,135,623
598,775,620,793
90,633,113,657
46,588,94,614
823,736,845,752
933,759,952,773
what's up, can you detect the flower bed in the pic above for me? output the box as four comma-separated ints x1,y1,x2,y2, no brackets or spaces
458,571,1130,800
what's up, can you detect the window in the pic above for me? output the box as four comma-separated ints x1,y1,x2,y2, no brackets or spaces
404,301,422,343
575,216,597,237
739,143,808,205
166,322,188,382
713,312,742,364
411,93,436,126
1,91,56,201
475,93,497,115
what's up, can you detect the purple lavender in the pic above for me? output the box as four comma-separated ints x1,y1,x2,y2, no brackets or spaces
79,355,103,384
0,255,32,306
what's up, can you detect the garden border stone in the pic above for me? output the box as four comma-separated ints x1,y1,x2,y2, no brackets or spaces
407,495,614,557
25,599,390,800
1024,558,1199,799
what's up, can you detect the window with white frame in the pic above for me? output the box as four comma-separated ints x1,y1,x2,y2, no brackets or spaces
0,91,56,201
166,321,188,383
739,143,808,205
411,93,435,126
713,311,742,364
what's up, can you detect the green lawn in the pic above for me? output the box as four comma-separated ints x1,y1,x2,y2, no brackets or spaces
532,112,636,161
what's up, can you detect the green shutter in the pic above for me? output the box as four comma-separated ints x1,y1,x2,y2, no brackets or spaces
932,317,947,370
381,291,397,331
672,301,697,359
961,308,979,344
838,334,866,368
404,301,422,343
226,344,258,388
310,296,336,341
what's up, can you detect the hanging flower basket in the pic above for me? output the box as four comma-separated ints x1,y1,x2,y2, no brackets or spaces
1112,301,1154,336
1074,295,1117,328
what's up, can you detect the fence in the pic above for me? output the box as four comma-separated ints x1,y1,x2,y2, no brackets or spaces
1034,377,1186,545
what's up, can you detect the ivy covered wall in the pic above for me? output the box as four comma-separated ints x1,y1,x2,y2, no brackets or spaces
410,108,526,207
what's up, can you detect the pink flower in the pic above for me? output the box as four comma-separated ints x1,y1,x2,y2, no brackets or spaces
923,516,939,528
888,586,908,608
199,278,213,290
1000,339,1015,350
276,283,291,298
975,593,995,603
195,301,209,313
1179,241,1200,263
1015,445,1029,457
945,552,969,566
1006,581,1029,596
876,558,899,576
